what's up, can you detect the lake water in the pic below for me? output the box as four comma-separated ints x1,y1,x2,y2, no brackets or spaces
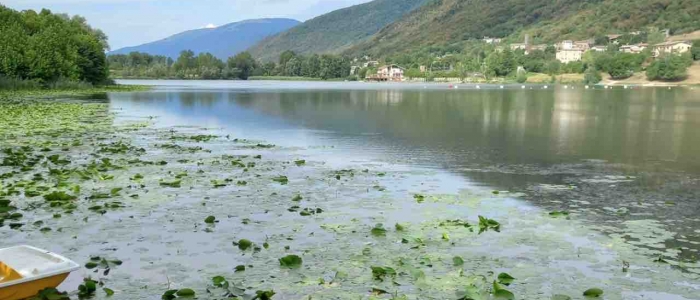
110,80,700,297
4,80,700,299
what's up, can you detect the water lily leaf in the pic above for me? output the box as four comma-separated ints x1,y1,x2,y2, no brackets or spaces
235,265,246,272
371,266,396,281
552,295,572,300
294,160,306,166
204,216,216,224
292,195,303,202
175,288,195,297
371,223,387,236
492,281,514,300
272,176,288,185
497,273,515,286
414,194,425,203
161,289,178,300
453,256,464,266
395,223,405,231
583,288,603,297
279,254,302,269
549,211,570,217
85,262,98,269
103,288,114,296
236,239,253,251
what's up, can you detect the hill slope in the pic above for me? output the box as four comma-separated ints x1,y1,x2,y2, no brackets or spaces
109,18,300,59
248,0,429,62
348,0,700,58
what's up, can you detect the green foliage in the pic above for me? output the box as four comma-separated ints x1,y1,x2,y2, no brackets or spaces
595,52,645,79
583,67,602,84
348,0,700,60
0,5,109,85
279,254,302,268
108,50,349,80
692,41,700,61
249,0,429,62
646,54,692,81
228,51,256,80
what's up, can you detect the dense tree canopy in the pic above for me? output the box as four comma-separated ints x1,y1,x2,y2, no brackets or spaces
0,5,110,85
108,50,351,80
646,53,693,81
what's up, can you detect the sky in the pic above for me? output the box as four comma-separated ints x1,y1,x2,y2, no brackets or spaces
2,0,372,50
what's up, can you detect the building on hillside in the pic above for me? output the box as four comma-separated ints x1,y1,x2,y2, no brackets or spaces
652,41,692,57
591,46,608,52
556,49,584,63
368,64,404,81
363,61,379,68
483,37,502,44
350,66,359,75
555,40,588,63
574,40,593,50
419,65,427,73
620,43,648,54
606,34,622,44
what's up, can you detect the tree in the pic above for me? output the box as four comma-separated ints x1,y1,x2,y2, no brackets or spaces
646,27,666,46
284,57,302,76
692,41,700,61
646,54,692,81
583,66,601,84
173,50,196,76
227,51,256,80
279,50,297,67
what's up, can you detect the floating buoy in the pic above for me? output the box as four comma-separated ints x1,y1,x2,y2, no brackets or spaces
543,85,548,89
476,85,481,89
449,85,453,89
585,85,589,89
455,85,459,89
521,85,526,89
624,85,628,89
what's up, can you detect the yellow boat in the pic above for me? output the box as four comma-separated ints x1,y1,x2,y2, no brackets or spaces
0,245,79,300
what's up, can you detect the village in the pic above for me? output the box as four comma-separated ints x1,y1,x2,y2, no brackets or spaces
357,30,695,83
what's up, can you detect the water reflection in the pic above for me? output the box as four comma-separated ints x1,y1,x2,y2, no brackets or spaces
108,85,700,256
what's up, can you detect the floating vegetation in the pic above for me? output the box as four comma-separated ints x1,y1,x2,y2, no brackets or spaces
2,93,698,300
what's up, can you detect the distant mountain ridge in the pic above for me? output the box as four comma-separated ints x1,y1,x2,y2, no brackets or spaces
109,18,300,59
248,0,429,62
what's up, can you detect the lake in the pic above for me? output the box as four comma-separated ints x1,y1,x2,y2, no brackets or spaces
3,80,700,299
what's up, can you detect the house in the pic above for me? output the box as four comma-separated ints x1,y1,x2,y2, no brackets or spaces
556,49,584,63
530,44,549,52
653,41,692,57
620,43,648,54
483,36,502,44
372,64,404,81
555,40,588,63
591,46,608,52
606,34,622,44
574,40,593,50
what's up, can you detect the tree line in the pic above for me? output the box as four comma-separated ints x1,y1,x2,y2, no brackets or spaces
108,50,352,80
0,5,110,86
364,33,699,83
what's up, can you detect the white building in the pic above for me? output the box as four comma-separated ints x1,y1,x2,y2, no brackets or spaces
652,41,692,57
483,36,502,44
556,49,584,63
620,43,648,54
376,65,405,81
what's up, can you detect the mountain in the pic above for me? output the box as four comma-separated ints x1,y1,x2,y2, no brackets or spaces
248,0,429,62
109,18,300,59
347,0,700,58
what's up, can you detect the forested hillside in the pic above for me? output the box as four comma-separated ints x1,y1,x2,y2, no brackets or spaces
110,18,299,60
0,5,110,85
248,0,429,62
348,0,700,58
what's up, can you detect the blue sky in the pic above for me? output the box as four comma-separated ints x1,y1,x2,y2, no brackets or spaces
3,0,372,50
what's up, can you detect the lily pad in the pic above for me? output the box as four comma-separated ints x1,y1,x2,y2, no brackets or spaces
279,254,302,269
